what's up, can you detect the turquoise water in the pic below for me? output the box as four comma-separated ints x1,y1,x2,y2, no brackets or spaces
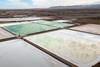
4,20,74,36
4,23,58,36
33,20,74,28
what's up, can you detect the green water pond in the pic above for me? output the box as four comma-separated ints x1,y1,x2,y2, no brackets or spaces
33,20,74,28
4,23,58,36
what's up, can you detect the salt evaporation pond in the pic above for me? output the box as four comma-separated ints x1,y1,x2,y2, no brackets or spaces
25,29,100,67
33,20,74,28
71,24,100,35
0,21,33,27
0,39,68,67
3,23,58,36
52,20,72,23
0,28,14,40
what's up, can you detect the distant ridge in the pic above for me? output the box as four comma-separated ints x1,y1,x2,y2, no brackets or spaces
50,4,100,9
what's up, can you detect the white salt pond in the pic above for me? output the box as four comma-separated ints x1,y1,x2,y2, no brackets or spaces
52,20,72,23
0,39,68,67
0,17,53,22
0,21,33,27
71,24,100,35
25,29,100,67
0,17,41,22
0,28,14,40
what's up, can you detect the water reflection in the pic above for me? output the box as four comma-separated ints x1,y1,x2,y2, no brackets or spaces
0,39,68,67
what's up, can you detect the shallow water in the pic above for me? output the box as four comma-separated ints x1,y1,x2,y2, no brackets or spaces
25,29,100,67
33,20,74,28
4,23,58,36
0,39,68,67
0,28,14,40
71,24,100,35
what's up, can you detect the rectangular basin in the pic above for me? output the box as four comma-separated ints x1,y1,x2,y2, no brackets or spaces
25,29,100,67
0,39,68,67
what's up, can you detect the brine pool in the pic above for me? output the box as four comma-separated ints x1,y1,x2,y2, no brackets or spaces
0,20,100,67
25,29,100,67
3,20,74,36
0,39,68,67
